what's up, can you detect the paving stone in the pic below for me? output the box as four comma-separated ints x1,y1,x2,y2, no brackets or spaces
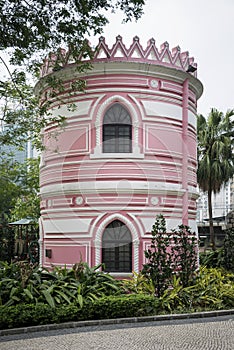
0,316,233,350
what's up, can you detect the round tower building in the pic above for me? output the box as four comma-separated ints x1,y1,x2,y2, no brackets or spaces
36,36,203,276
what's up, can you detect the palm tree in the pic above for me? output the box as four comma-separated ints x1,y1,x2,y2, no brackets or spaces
197,108,234,250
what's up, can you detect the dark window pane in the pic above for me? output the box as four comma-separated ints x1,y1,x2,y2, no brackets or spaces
102,220,132,272
102,104,132,153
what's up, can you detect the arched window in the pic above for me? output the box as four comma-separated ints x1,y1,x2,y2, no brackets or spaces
103,103,132,153
102,220,132,272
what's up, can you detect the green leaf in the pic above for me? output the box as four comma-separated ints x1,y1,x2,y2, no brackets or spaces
10,287,19,298
56,290,72,304
23,288,34,300
77,294,83,308
42,289,55,308
86,293,98,301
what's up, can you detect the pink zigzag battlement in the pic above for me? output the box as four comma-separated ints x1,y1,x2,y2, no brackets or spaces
40,35,197,77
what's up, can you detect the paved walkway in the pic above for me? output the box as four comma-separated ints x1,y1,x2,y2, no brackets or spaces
0,315,233,350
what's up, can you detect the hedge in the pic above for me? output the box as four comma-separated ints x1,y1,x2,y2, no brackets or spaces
0,294,158,329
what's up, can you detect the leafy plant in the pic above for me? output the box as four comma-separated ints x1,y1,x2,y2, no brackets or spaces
122,272,155,295
171,225,198,287
1,266,234,330
0,261,42,307
199,249,224,268
181,267,234,310
223,228,234,271
0,261,123,308
199,229,234,272
142,215,173,297
158,275,184,312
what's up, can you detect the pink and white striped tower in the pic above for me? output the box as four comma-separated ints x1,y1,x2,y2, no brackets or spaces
36,36,203,276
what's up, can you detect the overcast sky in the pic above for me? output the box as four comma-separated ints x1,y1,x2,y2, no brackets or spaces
93,0,234,116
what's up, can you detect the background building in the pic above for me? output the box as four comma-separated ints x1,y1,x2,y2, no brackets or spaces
197,181,233,246
197,182,231,222
0,142,34,163
0,120,34,163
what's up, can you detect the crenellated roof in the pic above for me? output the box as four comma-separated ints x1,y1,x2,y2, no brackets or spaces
40,35,197,78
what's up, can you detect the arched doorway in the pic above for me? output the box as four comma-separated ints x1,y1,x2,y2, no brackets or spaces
102,220,132,272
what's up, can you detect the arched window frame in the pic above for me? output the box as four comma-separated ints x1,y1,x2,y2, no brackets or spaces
102,220,132,273
102,103,132,153
93,213,140,274
90,95,144,159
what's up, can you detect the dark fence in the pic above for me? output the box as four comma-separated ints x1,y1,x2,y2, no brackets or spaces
0,224,39,263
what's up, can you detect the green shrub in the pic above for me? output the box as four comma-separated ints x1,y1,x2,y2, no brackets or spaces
0,302,90,329
51,303,86,323
88,294,157,319
1,268,234,330
171,225,198,287
122,272,155,295
181,267,234,310
199,250,224,268
142,215,198,295
0,303,54,329
199,229,234,272
0,295,158,329
223,228,234,271
124,267,234,314
154,267,234,313
142,215,173,297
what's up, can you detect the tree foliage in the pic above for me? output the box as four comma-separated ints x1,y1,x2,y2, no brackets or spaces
9,158,40,222
171,225,198,287
142,215,198,296
0,155,40,224
0,0,145,63
0,0,145,148
0,155,22,223
197,108,234,250
142,215,173,297
0,72,53,148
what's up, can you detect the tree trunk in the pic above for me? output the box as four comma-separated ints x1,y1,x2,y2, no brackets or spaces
208,188,216,250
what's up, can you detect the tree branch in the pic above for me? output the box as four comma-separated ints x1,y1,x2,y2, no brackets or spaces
0,55,24,100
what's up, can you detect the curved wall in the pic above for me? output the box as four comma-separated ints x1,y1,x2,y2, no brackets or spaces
37,36,203,273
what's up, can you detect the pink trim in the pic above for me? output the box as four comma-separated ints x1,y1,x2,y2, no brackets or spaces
182,78,189,225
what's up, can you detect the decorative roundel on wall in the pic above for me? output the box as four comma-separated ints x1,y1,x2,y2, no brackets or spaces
75,196,84,205
151,196,160,206
150,79,159,88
